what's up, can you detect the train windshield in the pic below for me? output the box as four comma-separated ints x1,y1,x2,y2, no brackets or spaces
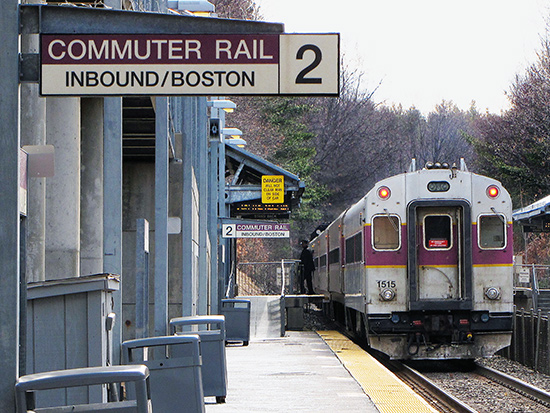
372,215,400,250
479,214,506,249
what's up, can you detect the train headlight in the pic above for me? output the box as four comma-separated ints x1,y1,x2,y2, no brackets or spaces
377,186,391,200
486,185,500,198
485,287,501,300
380,288,395,301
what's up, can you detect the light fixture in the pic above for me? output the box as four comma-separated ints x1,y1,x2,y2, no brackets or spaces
167,0,215,15
207,99,236,113
221,128,242,137
226,138,247,147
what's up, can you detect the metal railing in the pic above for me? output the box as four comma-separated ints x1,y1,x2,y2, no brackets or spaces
233,260,301,297
500,307,550,375
512,264,550,311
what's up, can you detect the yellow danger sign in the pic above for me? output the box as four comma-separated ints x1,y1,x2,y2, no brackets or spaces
262,175,284,203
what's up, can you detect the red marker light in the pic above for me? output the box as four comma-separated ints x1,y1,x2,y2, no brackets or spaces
487,185,499,198
378,186,391,200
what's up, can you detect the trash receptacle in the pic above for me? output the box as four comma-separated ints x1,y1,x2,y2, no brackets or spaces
285,295,307,330
220,299,251,346
170,315,227,403
122,335,204,413
15,365,151,413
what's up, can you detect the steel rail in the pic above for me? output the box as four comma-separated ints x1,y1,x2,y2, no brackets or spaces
475,364,550,408
384,358,478,413
339,328,476,413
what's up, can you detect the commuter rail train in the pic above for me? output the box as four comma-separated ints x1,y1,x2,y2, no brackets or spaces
310,159,513,360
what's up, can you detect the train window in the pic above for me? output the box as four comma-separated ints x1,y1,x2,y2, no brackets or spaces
329,248,340,265
372,215,400,251
479,214,506,249
354,232,363,262
424,215,452,250
345,237,354,263
320,254,327,268
345,232,363,263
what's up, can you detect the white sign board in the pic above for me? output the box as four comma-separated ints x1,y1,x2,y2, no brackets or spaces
222,223,290,238
518,268,530,284
40,33,339,96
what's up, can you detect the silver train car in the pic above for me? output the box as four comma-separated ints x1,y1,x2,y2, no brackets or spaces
311,160,513,360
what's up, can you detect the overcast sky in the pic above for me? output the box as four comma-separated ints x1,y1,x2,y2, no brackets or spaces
256,0,550,114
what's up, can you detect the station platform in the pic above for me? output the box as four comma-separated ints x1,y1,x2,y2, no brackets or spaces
205,330,437,413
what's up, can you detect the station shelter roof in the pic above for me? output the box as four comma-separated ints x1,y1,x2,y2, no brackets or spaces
225,143,304,219
513,194,550,232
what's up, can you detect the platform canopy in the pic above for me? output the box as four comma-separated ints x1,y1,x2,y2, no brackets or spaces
225,143,304,219
513,194,550,232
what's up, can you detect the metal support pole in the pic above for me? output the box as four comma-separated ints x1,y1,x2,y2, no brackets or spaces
182,97,195,317
198,97,209,315
154,97,169,337
136,219,150,339
547,312,550,374
520,308,527,365
535,309,542,371
217,109,229,300
103,97,123,365
208,131,220,314
0,1,21,410
512,305,518,362
531,308,536,369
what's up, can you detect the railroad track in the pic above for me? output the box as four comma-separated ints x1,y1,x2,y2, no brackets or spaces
368,351,477,413
473,364,550,409
336,326,550,412
374,355,550,413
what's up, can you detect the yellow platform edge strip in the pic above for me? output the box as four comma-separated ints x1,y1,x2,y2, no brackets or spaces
317,331,437,413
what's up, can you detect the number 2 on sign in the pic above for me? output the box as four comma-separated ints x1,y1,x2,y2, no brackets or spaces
223,224,235,238
279,34,339,95
295,44,322,84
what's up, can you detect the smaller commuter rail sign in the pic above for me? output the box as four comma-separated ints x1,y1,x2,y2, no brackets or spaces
40,33,339,96
222,223,290,238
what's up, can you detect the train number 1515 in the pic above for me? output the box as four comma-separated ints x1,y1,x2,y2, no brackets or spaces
377,280,396,289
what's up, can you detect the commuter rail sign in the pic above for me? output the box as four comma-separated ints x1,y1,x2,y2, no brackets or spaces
222,223,290,238
40,33,339,96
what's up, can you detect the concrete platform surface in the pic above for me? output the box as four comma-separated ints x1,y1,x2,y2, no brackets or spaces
205,331,379,412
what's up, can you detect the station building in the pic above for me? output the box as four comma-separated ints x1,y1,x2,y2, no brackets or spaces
1,0,307,409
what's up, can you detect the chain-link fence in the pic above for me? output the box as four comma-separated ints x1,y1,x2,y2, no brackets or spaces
233,260,301,296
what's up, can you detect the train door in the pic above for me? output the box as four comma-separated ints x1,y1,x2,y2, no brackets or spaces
408,200,472,310
416,207,461,300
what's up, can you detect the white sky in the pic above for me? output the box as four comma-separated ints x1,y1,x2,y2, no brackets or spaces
256,0,550,114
